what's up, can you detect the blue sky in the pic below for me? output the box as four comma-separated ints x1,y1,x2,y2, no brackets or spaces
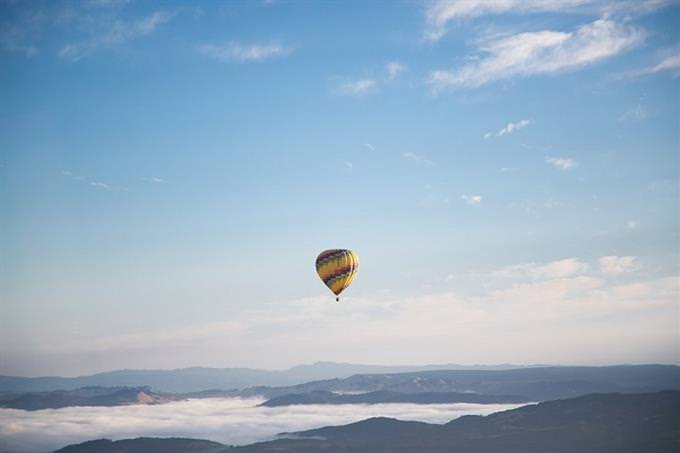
1,0,678,376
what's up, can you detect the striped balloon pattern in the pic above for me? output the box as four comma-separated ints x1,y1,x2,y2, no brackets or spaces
315,249,359,301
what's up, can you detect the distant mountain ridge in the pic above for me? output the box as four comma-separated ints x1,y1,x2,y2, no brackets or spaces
2,365,678,410
0,361,546,393
0,386,177,410
236,364,680,402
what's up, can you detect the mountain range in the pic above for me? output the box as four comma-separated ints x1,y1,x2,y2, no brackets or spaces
2,364,678,410
0,386,176,410
0,361,536,393
238,364,680,402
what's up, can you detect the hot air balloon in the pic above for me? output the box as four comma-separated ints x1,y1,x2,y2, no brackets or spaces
315,249,359,301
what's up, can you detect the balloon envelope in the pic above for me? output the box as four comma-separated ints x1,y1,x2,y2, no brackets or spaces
315,249,359,300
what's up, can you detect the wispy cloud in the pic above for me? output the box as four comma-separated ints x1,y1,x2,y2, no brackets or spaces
62,171,113,190
545,156,577,170
402,152,433,166
58,10,176,61
363,143,375,151
636,53,680,78
423,0,592,41
344,161,353,172
142,176,165,183
427,19,644,91
619,105,649,122
0,7,46,57
461,194,482,205
485,119,530,138
0,26,40,56
89,181,111,190
337,79,376,96
599,256,640,275
198,41,291,62
494,258,589,280
386,61,405,80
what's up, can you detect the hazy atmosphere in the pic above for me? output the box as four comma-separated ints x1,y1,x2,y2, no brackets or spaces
1,0,678,378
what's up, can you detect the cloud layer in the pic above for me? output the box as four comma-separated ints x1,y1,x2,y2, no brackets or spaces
0,398,523,453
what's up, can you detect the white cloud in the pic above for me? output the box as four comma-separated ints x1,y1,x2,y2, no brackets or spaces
599,256,640,275
619,105,649,122
626,220,638,230
198,42,291,62
386,61,405,80
498,119,530,136
338,79,376,96
485,119,530,138
363,143,375,151
545,156,577,170
344,161,353,172
142,176,165,183
58,11,176,61
402,152,433,166
423,0,592,41
461,194,482,205
494,258,589,280
427,19,644,91
89,181,111,189
637,53,680,78
0,398,522,453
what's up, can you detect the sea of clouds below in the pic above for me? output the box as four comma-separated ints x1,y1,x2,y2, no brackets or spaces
0,397,527,452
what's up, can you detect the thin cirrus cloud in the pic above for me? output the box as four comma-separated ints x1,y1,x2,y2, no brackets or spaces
423,0,592,41
142,176,165,183
198,41,291,62
402,152,434,166
337,79,377,96
461,194,482,205
484,119,530,138
545,156,577,170
427,18,644,91
386,61,405,80
494,258,589,280
62,171,112,190
89,181,111,189
637,52,680,78
58,10,176,61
